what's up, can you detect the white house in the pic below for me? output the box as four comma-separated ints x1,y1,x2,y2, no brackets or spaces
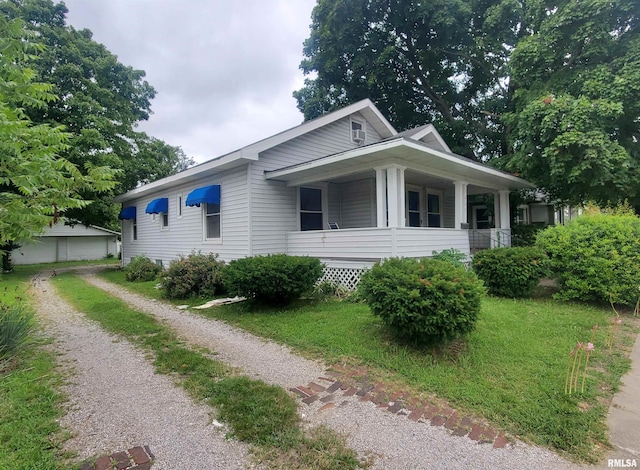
115,99,532,283
12,221,120,265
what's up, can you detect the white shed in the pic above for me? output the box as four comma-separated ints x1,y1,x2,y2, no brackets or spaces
11,222,120,265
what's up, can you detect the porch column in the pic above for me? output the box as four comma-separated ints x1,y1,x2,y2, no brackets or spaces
499,190,511,229
375,167,387,227
385,165,406,228
454,181,468,229
493,192,501,228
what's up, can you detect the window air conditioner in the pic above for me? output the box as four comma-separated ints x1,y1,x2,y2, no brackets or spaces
352,129,366,143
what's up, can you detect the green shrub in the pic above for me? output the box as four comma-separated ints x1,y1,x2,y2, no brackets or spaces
125,255,162,282
0,302,34,361
162,252,225,299
536,212,640,306
472,246,550,298
224,254,323,306
511,224,545,247
432,248,468,268
358,258,485,343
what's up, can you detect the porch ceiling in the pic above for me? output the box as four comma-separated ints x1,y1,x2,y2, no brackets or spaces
264,138,534,191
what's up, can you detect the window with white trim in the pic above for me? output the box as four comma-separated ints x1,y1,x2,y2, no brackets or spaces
132,219,138,241
161,211,169,228
300,187,323,231
426,191,442,227
205,202,221,239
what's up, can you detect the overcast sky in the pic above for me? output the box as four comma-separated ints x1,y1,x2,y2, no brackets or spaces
63,0,317,163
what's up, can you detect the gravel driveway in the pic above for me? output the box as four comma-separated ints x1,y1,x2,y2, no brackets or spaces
71,268,579,470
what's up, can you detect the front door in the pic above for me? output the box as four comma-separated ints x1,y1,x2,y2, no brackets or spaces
473,206,492,229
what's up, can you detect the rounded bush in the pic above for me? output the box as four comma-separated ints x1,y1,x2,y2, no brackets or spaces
125,255,162,282
162,252,225,299
358,258,485,343
536,212,640,306
472,246,550,298
224,254,324,306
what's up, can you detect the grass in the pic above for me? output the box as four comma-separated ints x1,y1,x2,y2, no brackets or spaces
54,273,365,470
98,268,637,463
0,265,67,470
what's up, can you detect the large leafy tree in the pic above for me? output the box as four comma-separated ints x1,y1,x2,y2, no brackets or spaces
0,0,194,228
296,0,640,207
294,0,533,158
504,0,640,206
0,16,116,249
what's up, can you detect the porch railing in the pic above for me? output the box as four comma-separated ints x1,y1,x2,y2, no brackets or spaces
286,227,471,260
469,229,512,252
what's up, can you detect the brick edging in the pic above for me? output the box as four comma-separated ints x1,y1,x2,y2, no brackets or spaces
290,365,511,449
80,445,154,470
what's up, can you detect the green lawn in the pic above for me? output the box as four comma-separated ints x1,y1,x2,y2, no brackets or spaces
101,268,637,463
0,265,67,470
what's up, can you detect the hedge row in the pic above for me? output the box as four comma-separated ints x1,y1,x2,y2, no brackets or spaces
125,253,323,305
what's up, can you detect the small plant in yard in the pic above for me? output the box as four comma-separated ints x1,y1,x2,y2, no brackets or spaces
125,255,162,282
606,298,624,350
0,300,34,361
161,251,225,299
565,325,598,395
358,257,485,343
224,254,324,306
431,248,468,268
472,246,549,298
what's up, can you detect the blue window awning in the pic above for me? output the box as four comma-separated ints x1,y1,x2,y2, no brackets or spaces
118,206,136,220
186,185,220,207
145,198,168,214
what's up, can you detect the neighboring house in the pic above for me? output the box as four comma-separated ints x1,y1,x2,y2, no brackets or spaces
12,221,120,265
115,99,533,284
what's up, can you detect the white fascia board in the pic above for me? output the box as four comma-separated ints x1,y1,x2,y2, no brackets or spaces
244,98,397,154
266,138,533,189
114,151,257,202
408,124,452,153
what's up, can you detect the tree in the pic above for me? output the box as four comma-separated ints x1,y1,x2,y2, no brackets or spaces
503,0,640,206
0,0,195,228
0,16,116,250
296,0,640,207
294,0,531,159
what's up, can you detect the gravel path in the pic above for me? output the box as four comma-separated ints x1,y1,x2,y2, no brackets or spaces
81,269,580,470
32,274,254,470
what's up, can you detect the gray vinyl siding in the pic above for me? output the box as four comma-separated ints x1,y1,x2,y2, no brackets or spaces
340,178,375,228
251,113,383,255
443,187,455,228
328,183,341,226
122,166,249,266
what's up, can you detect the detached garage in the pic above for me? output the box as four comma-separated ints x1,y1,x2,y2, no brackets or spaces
12,222,120,265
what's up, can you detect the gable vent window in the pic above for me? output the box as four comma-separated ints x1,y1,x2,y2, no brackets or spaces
351,119,366,144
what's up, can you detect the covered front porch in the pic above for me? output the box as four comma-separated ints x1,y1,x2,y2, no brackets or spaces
266,137,532,263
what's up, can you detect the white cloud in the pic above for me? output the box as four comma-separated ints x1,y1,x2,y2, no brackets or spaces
63,0,316,162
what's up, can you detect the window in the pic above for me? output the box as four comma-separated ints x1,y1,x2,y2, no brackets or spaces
407,189,421,227
161,212,169,229
516,206,529,225
300,187,323,231
205,202,220,239
350,118,366,144
177,194,183,218
427,192,442,227
132,219,138,241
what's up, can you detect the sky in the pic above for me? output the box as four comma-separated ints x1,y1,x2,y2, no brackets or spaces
63,0,318,163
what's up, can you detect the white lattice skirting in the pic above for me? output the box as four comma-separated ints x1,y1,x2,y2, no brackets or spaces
319,266,368,291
